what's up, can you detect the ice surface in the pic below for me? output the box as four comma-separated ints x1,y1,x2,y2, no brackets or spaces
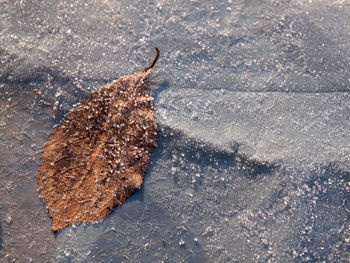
157,89,350,167
0,0,349,262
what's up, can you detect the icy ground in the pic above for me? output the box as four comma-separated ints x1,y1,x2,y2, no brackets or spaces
0,0,349,262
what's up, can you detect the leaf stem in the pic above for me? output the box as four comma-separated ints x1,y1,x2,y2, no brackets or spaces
142,47,160,72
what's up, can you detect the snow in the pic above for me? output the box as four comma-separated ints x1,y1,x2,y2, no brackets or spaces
0,0,349,262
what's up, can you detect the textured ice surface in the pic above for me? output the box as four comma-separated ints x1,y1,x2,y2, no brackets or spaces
1,0,349,262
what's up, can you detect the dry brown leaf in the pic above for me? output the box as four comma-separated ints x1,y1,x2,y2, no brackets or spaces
38,48,159,231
